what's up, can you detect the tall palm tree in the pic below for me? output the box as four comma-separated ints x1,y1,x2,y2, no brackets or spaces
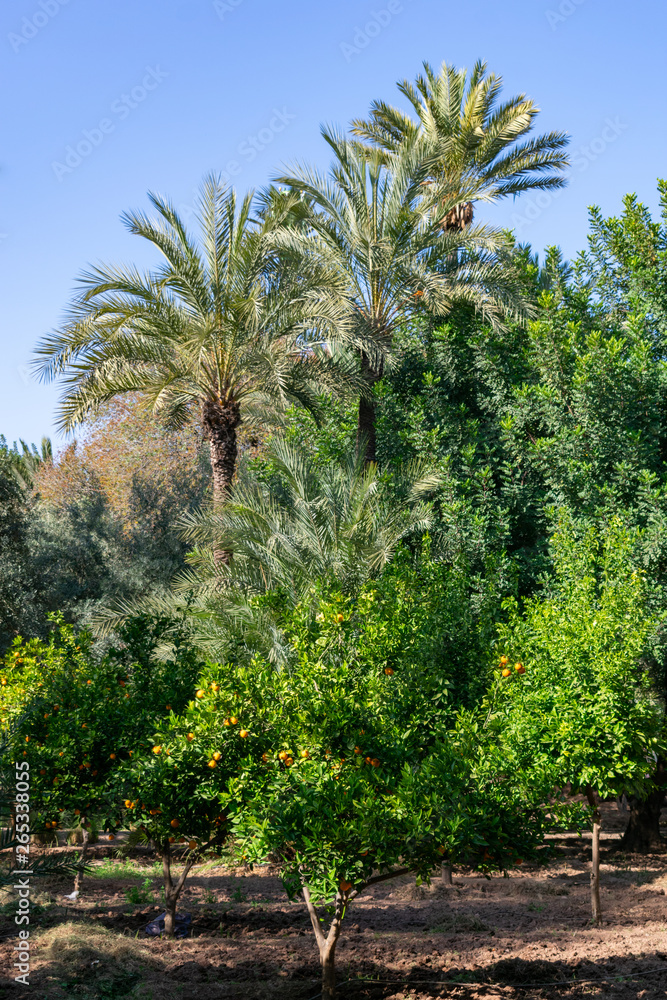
34,176,355,526
275,130,527,461
350,59,570,231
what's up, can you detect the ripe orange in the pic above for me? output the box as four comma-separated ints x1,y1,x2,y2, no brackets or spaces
40,768,46,775
384,668,394,676
339,880,352,892
74,808,80,815
336,614,345,623
499,656,509,666
365,756,372,764
230,717,238,725
195,689,205,699
371,758,380,768
108,834,115,841
502,668,511,678
169,836,175,843
300,750,309,759
514,662,525,675
119,680,126,687
285,757,294,766
188,840,197,850
211,683,220,692
124,799,132,808
109,753,116,760
170,819,179,829
212,751,222,760
354,746,361,754
152,745,162,755
208,759,217,768
86,680,92,685
239,730,249,738
278,751,288,760
165,704,172,711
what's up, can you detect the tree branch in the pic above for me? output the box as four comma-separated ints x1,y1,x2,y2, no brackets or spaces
302,883,326,950
348,867,413,901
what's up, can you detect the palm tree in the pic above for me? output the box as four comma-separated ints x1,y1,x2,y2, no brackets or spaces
350,59,570,231
96,438,440,663
275,130,526,462
173,437,439,661
33,176,355,531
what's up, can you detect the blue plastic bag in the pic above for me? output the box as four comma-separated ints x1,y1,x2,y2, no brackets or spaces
145,911,192,938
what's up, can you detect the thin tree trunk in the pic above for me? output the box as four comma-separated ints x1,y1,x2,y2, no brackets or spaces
73,824,90,894
586,785,602,926
202,398,241,564
161,842,195,938
302,883,346,1000
441,864,453,886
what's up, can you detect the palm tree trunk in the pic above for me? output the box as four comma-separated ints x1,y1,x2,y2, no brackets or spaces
357,353,381,464
202,399,241,563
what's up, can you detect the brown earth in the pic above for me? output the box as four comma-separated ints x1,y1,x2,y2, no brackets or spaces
1,802,666,1000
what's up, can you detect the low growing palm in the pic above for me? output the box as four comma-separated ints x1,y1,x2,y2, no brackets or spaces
34,176,354,519
100,439,440,663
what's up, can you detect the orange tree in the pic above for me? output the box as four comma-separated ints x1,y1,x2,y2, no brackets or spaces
114,683,270,937
0,614,201,850
217,591,554,1000
494,516,665,925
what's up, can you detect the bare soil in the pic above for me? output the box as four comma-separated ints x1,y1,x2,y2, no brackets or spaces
1,802,666,999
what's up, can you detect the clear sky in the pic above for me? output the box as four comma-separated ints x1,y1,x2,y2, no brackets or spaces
1,0,665,447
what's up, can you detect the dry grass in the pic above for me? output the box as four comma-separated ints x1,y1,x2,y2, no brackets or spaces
32,922,162,998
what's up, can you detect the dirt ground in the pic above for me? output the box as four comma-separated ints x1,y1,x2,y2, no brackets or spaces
1,803,666,1000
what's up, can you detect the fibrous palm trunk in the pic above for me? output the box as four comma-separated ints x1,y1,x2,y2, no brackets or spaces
357,352,383,465
202,398,241,563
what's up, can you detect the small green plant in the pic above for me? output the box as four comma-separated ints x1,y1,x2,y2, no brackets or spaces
231,887,247,904
124,877,153,906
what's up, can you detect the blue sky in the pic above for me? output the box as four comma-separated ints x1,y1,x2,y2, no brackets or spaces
1,0,665,447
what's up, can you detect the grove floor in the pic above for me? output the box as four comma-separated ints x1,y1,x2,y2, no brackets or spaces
1,803,666,999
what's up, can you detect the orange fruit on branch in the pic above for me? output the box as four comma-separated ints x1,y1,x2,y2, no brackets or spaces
239,730,249,738
170,819,179,829
502,668,511,678
514,662,525,674
208,759,218,768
